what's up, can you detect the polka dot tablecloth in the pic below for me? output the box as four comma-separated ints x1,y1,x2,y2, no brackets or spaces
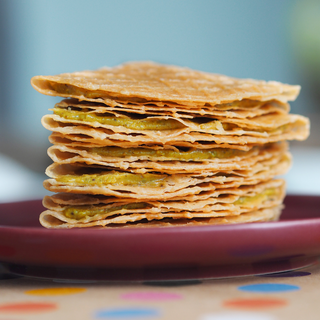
0,264,319,320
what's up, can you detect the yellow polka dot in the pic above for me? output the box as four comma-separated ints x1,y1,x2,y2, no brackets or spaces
25,287,87,296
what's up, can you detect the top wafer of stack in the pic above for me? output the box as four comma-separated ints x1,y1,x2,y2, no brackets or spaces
31,61,309,228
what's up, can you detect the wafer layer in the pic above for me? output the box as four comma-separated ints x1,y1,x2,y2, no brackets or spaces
41,104,309,146
31,61,300,105
40,179,285,228
47,141,288,174
44,151,290,199
31,61,310,228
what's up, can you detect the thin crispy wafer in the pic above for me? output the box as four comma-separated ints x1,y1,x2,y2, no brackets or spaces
40,179,285,228
31,62,300,105
40,204,283,229
31,62,310,229
48,132,255,151
56,98,290,119
43,154,290,199
41,113,309,146
44,106,309,136
46,142,287,174
44,179,284,207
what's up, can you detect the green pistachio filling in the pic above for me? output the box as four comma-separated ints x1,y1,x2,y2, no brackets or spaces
62,187,279,220
89,146,246,160
53,108,185,130
56,171,168,188
49,82,109,99
64,202,150,220
53,107,232,131
234,188,278,206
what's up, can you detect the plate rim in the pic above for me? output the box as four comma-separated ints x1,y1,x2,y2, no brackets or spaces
1,195,320,235
1,195,320,279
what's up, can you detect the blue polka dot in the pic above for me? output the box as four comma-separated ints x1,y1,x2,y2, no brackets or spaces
95,308,159,318
238,283,300,293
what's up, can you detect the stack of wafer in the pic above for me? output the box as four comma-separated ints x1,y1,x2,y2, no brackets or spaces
31,62,309,228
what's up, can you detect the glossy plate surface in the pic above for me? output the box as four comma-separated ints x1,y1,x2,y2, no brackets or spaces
0,195,320,281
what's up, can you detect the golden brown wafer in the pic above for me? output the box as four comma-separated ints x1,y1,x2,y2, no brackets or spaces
43,153,290,199
31,62,309,228
55,98,290,119
40,205,283,229
46,142,287,174
40,179,285,228
31,62,300,105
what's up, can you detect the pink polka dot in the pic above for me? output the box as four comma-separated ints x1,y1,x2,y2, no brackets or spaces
0,302,57,313
121,291,182,301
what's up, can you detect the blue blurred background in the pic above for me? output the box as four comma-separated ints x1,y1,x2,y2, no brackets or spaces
0,0,319,201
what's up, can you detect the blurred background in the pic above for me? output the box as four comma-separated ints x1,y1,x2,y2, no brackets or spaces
0,0,319,202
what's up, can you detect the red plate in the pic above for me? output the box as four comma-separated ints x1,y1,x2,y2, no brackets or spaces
0,195,320,281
